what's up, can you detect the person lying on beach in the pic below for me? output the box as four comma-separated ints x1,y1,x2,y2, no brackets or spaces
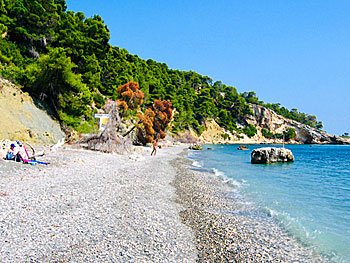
151,139,158,156
5,143,24,162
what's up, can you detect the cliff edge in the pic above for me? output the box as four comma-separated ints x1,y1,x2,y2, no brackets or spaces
248,104,348,144
193,104,348,144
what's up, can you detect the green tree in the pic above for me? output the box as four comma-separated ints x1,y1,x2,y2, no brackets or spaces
24,47,92,128
285,127,296,141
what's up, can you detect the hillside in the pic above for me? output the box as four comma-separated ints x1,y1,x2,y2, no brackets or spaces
248,104,348,144
0,0,327,142
0,77,64,144
1,76,347,147
191,104,348,144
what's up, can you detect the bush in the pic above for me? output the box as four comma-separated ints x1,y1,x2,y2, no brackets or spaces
261,128,274,139
76,121,98,134
137,99,173,145
285,127,296,141
221,133,230,140
243,124,257,138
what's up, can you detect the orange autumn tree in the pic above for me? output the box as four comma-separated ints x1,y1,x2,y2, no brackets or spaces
153,100,173,139
137,108,156,143
137,99,173,145
117,81,144,111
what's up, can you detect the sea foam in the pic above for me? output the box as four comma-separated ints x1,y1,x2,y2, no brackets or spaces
212,168,242,188
192,160,202,168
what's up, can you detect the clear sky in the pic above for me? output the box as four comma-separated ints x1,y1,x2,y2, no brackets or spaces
66,0,350,135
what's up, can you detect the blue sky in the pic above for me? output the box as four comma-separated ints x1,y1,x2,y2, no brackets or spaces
67,0,350,135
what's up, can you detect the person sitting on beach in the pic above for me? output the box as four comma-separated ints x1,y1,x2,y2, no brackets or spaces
5,143,24,162
151,139,159,156
5,143,16,160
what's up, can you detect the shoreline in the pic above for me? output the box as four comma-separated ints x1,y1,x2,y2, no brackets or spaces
172,149,328,262
0,144,331,262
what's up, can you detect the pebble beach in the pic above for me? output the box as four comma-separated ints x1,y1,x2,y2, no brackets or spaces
0,145,326,262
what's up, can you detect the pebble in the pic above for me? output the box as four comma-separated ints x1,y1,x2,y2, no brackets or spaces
0,145,197,262
172,152,329,263
0,145,332,262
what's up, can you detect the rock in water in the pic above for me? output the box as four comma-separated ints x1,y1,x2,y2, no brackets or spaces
189,144,203,150
237,145,249,150
251,147,294,164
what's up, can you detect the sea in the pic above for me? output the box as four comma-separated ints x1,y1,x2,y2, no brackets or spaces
187,144,350,263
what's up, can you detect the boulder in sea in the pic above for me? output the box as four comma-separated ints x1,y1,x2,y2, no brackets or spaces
251,147,294,164
189,144,203,150
237,145,249,150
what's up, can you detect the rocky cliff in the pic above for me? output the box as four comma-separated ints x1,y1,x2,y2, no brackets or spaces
248,104,348,144
195,104,348,144
0,78,64,145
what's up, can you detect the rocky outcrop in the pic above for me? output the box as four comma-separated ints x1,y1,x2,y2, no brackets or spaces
192,119,261,144
190,118,227,143
251,147,294,164
193,107,348,145
237,145,249,150
191,104,349,145
189,144,203,150
249,104,348,145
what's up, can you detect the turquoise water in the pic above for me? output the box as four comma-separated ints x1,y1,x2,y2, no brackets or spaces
188,145,350,262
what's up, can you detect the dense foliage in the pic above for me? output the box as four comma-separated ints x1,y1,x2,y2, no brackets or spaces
0,0,323,135
261,127,296,141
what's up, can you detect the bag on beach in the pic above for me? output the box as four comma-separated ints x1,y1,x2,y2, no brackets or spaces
14,153,24,162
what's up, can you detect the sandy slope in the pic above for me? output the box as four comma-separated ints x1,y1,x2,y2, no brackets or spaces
0,78,64,145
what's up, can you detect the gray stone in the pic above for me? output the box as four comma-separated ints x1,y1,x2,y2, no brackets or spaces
251,147,294,164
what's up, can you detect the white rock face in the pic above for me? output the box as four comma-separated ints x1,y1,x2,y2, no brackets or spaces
249,104,348,144
192,104,349,145
251,147,295,164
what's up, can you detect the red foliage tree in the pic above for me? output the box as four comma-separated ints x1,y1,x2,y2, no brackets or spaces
117,81,144,110
153,99,173,139
137,99,173,144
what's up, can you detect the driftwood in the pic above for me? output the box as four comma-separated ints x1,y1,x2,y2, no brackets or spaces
80,101,132,154
26,138,65,159
122,120,142,137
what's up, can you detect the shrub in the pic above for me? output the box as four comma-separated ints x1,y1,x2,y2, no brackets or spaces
285,127,296,141
261,128,274,138
243,124,257,138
